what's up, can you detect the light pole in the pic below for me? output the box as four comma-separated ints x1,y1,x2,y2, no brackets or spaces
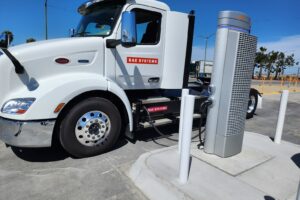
7,34,10,47
45,0,48,40
4,32,12,48
199,33,214,74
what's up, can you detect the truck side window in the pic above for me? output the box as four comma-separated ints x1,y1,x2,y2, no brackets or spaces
133,9,162,45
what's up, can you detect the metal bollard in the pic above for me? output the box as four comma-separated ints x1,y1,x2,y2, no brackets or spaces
274,90,289,144
257,95,263,109
297,180,300,200
178,89,190,153
179,95,195,184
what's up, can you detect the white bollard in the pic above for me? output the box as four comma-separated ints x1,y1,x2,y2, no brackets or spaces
274,90,289,144
178,89,190,153
257,95,263,109
297,180,300,200
179,95,195,184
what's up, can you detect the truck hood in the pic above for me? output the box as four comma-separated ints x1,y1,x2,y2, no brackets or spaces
8,37,103,64
0,37,104,112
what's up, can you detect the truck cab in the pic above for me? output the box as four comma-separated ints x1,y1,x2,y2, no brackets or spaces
0,0,196,157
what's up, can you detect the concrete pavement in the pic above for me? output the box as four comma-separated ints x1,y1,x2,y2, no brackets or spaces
129,132,300,200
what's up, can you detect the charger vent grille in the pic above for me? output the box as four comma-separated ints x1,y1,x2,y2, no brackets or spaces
226,33,257,136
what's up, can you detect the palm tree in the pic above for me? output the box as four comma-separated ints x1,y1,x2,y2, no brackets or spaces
3,30,13,46
274,52,285,80
0,30,14,48
272,52,298,80
266,51,279,79
0,33,5,48
283,54,299,77
255,47,268,79
26,38,36,43
254,48,298,80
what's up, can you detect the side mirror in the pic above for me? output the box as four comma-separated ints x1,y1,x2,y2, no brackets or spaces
121,11,137,47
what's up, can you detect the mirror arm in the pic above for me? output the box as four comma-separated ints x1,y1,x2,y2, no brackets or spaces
122,42,136,48
106,39,121,48
1,48,25,74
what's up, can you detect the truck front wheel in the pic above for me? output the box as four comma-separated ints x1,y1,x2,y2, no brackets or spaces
59,97,122,158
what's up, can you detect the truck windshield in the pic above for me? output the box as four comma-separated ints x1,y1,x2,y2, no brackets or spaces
75,2,124,37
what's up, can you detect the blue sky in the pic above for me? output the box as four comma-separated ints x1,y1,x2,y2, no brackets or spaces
0,0,299,73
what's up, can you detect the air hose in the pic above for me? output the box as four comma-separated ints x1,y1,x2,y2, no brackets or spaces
142,98,212,146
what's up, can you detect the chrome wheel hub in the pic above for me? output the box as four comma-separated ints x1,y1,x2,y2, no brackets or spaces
75,111,111,147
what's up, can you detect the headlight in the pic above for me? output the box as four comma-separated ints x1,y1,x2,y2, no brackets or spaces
1,98,36,115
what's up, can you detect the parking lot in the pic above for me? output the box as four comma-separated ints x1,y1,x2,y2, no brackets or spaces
245,92,300,145
0,93,299,200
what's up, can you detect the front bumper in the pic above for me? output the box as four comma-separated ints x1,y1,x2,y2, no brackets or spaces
0,117,55,148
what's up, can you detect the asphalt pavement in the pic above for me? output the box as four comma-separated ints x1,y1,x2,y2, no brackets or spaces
245,92,300,145
0,93,299,200
0,127,178,200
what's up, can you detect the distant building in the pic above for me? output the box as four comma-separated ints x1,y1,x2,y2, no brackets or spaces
196,60,214,78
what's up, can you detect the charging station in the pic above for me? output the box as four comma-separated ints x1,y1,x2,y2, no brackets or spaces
204,11,257,157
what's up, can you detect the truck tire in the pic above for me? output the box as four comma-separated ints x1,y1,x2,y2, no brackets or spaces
246,89,258,119
59,97,122,158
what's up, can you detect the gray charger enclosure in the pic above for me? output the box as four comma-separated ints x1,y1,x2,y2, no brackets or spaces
204,11,257,157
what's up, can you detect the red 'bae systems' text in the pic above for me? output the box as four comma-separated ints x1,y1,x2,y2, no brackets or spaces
127,57,159,65
147,106,168,113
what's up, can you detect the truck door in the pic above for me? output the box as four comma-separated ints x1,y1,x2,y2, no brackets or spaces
115,7,165,90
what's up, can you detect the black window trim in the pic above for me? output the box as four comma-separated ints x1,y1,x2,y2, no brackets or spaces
75,2,125,38
131,8,162,46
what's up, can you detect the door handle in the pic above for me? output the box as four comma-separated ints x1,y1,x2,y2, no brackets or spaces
148,77,160,83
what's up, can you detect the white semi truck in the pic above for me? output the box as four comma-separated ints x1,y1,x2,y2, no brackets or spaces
0,0,257,158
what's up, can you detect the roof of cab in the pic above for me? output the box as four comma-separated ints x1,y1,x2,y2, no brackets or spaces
78,0,170,15
127,0,170,11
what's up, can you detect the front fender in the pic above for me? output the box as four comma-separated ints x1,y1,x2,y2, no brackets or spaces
2,73,133,131
2,73,107,121
107,80,133,131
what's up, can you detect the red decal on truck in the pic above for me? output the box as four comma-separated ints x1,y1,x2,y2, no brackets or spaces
147,106,168,113
127,57,159,65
